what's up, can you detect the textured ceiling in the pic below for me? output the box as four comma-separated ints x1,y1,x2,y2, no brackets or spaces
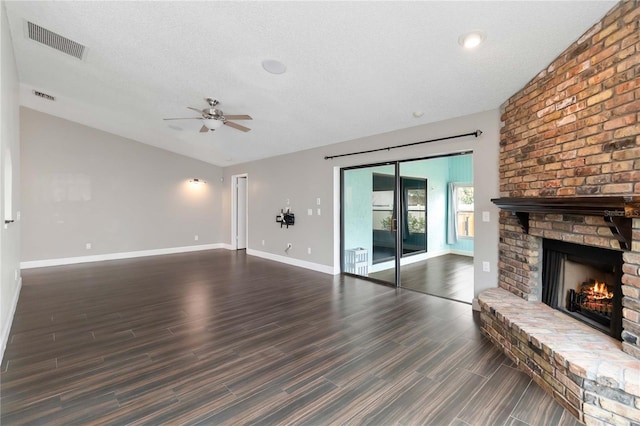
4,1,616,166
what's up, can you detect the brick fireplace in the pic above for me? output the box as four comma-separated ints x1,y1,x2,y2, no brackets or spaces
479,1,640,424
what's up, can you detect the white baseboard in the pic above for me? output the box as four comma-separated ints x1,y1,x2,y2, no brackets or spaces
20,243,225,269
1,276,22,366
246,249,337,275
450,249,474,257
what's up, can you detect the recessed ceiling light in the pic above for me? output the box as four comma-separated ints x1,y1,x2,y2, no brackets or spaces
262,59,287,75
413,111,424,118
459,31,485,49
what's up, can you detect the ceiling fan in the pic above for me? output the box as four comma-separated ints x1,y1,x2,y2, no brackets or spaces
164,98,252,133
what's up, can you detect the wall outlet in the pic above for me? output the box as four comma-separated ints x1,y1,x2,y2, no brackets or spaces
317,208,321,216
482,261,490,272
16,211,21,221
287,243,292,249
194,234,199,241
308,208,313,216
14,269,18,281
316,198,321,205
482,211,490,222
85,243,92,250
262,239,265,246
307,247,311,254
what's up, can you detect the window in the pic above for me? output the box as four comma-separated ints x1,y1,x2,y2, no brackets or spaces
455,186,474,238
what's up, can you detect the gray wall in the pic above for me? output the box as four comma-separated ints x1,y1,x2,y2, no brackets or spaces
1,1,22,359
21,108,225,262
223,109,500,298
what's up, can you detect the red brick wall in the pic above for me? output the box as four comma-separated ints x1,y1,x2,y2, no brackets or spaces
498,1,640,359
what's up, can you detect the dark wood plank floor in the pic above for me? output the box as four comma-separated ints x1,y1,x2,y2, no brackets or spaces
369,254,474,303
1,250,580,425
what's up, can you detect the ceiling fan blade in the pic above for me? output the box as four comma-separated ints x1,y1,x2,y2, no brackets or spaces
187,106,204,114
199,125,209,133
163,117,201,120
224,121,251,132
224,115,252,121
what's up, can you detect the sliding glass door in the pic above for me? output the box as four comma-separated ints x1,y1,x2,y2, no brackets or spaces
342,163,398,286
341,152,474,303
341,162,430,288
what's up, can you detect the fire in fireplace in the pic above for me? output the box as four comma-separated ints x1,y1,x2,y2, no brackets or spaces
542,239,623,339
568,279,614,325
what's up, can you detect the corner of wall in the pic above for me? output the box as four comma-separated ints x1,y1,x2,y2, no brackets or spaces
0,0,23,366
0,276,21,363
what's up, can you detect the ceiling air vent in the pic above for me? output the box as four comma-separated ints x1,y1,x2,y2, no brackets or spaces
33,90,55,101
27,21,86,60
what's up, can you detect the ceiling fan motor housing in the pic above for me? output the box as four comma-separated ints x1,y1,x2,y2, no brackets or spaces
204,108,224,120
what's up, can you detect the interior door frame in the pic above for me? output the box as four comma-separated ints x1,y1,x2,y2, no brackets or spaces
230,173,248,250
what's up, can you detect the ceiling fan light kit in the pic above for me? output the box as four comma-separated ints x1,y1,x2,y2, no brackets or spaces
203,118,224,130
163,98,252,133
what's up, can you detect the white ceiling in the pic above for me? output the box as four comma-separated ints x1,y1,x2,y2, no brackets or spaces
4,1,616,167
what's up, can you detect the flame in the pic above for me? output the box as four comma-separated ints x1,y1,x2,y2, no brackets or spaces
588,281,613,300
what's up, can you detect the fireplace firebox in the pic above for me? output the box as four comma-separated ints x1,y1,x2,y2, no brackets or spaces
541,239,623,340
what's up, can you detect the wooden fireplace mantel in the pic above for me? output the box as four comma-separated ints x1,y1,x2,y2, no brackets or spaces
491,196,640,250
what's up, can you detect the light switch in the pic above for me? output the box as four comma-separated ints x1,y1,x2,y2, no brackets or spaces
317,208,321,216
308,208,313,216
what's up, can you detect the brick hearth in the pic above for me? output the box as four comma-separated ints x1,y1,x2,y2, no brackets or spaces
479,288,640,424
485,1,640,424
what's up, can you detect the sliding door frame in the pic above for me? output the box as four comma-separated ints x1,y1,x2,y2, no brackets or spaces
341,161,400,287
340,150,473,289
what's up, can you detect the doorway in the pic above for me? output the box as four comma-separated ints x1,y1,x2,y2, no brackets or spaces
231,174,248,250
341,152,474,303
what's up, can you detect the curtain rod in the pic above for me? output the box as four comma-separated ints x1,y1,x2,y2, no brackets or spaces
324,129,482,160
